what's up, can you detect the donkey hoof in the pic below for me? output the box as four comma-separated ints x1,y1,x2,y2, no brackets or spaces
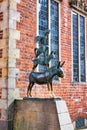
49,94,53,98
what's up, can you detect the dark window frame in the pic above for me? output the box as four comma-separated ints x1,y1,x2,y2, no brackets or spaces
72,11,86,82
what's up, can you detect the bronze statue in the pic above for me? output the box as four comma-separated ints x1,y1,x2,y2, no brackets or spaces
32,51,55,70
34,30,50,44
34,45,48,57
27,29,65,97
27,61,65,97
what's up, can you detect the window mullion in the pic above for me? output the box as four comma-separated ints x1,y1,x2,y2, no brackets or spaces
48,0,51,54
84,17,86,82
37,0,39,72
48,0,52,68
78,15,80,82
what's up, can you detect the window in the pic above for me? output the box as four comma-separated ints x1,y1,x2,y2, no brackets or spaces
76,118,85,129
72,12,85,82
37,0,59,79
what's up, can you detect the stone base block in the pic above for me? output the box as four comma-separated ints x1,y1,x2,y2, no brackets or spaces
13,98,74,130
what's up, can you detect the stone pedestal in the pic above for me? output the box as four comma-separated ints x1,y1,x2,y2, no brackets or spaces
13,98,74,130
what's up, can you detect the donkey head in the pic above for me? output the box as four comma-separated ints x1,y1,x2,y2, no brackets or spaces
57,61,65,78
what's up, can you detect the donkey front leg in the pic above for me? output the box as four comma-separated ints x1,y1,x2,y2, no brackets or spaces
47,82,51,97
27,82,34,97
27,82,31,97
29,83,34,97
50,82,55,98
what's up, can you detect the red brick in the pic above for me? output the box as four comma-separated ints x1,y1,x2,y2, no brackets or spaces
0,49,3,58
0,12,3,21
0,0,3,2
0,30,3,39
0,88,2,99
0,68,2,78
0,109,1,118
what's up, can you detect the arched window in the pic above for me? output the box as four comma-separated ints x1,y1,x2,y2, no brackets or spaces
76,117,85,129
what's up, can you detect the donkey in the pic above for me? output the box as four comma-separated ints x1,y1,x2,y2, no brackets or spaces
27,61,65,97
32,51,55,70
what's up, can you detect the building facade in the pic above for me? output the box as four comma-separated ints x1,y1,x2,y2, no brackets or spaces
0,0,87,129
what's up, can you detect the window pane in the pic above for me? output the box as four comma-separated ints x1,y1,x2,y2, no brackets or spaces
80,16,85,82
72,12,85,82
50,0,59,80
38,0,59,77
73,13,79,82
76,118,85,129
38,0,48,72
50,0,59,66
39,0,48,34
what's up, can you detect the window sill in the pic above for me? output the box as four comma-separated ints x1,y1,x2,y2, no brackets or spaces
71,81,87,85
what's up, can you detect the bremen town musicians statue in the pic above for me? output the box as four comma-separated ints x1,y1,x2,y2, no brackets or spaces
27,30,65,97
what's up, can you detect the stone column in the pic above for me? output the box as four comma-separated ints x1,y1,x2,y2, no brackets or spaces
0,0,20,129
8,0,20,107
0,0,8,121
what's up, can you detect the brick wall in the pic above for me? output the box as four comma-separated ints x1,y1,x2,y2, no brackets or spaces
0,0,87,128
16,0,87,123
16,0,36,97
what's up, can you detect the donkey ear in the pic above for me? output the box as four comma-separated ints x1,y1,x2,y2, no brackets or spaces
60,61,65,67
58,61,60,68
